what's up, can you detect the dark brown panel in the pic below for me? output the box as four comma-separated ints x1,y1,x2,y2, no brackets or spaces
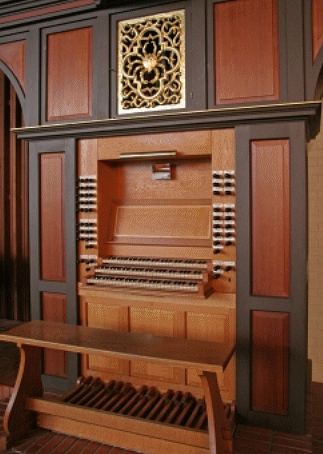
251,311,289,415
40,153,65,281
312,0,323,62
46,27,92,121
0,40,25,92
42,292,67,377
214,0,279,104
251,139,290,297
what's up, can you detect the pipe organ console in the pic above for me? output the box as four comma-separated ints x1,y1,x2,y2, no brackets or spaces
77,129,236,409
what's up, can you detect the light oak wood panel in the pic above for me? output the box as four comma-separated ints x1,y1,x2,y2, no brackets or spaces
251,311,289,415
41,292,67,377
77,139,98,176
186,310,235,401
211,129,235,170
46,27,92,121
111,202,211,245
251,139,290,297
40,153,65,282
109,158,212,202
80,297,129,377
98,131,212,160
214,0,279,104
312,0,323,62
130,307,185,385
0,40,25,92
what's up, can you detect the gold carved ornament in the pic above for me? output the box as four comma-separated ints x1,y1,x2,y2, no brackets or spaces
118,10,185,113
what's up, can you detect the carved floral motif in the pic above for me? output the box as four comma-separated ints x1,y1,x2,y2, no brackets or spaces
118,10,185,113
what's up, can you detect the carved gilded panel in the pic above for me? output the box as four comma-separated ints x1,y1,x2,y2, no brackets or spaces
118,10,185,114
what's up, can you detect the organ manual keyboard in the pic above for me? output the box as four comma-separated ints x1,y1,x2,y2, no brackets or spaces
86,256,213,298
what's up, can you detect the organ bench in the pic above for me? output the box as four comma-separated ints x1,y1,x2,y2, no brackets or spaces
0,320,235,454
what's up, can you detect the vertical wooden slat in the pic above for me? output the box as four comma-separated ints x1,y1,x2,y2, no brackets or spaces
251,139,290,297
42,292,67,377
251,311,289,415
40,153,66,282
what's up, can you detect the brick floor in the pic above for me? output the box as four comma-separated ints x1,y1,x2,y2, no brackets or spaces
0,320,321,454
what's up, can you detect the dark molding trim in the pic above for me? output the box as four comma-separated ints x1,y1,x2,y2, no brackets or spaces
12,101,321,141
0,0,99,31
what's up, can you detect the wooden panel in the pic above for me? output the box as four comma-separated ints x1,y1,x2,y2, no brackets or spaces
130,308,185,385
251,139,290,297
0,40,25,92
83,297,129,376
77,139,98,176
40,153,65,281
42,292,67,377
211,129,235,170
214,0,279,104
186,310,235,401
111,202,211,245
312,0,323,62
98,130,212,160
251,311,289,415
46,27,92,121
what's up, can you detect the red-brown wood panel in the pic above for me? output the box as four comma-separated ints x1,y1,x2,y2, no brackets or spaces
0,41,25,92
40,153,66,281
251,311,289,415
46,27,92,121
312,0,323,62
251,139,290,297
42,292,67,377
214,0,279,104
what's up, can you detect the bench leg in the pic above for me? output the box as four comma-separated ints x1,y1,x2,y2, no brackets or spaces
200,371,233,454
0,344,43,451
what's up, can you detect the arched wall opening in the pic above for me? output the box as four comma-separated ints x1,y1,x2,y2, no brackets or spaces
0,68,29,322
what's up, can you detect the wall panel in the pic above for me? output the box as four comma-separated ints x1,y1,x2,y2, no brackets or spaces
251,311,289,415
251,139,290,297
40,153,65,281
42,292,67,377
0,40,25,91
214,0,279,104
46,27,92,121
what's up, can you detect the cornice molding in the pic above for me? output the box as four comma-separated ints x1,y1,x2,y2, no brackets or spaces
0,0,98,29
12,101,322,141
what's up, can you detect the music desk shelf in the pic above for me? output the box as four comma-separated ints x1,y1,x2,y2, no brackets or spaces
0,321,235,454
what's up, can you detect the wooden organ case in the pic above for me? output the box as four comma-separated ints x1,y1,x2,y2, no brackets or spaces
75,129,236,449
